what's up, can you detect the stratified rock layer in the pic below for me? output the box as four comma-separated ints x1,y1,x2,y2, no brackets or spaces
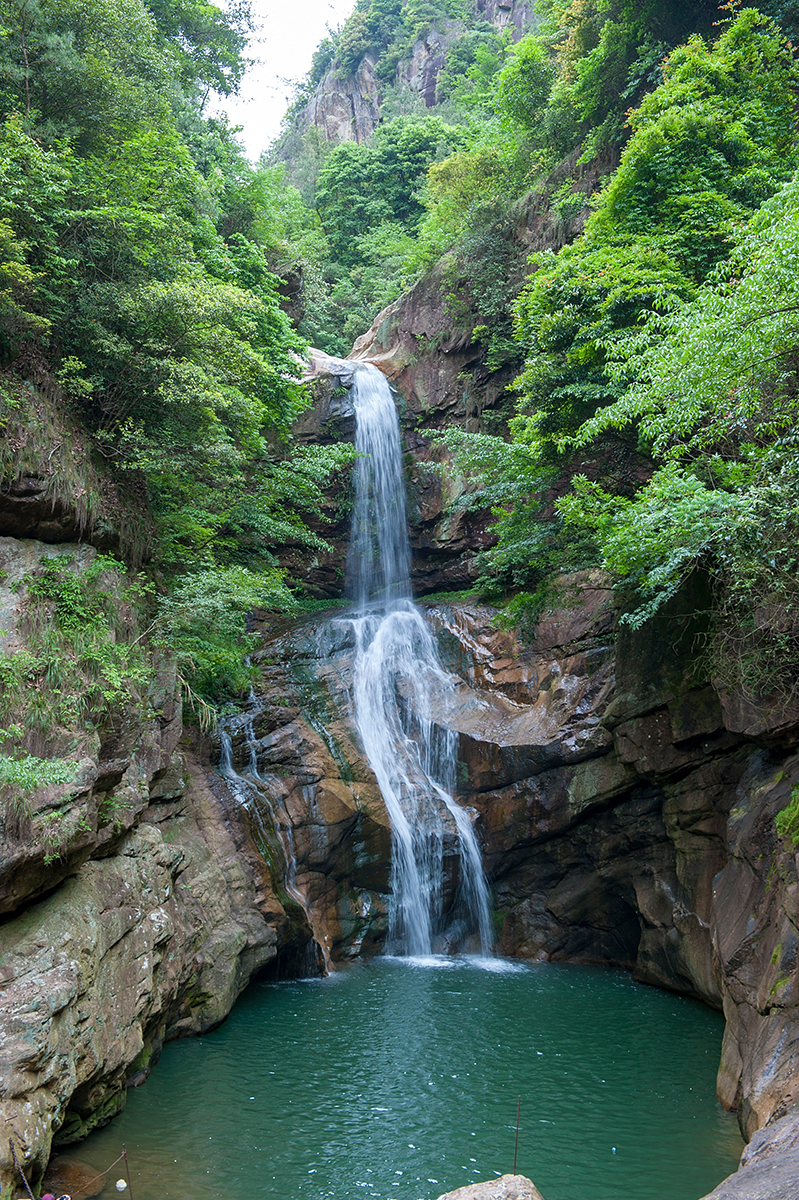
234,578,799,1200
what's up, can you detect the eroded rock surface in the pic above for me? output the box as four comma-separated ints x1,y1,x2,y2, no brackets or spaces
288,348,497,596
436,1175,546,1200
0,536,315,1198
4,525,799,1200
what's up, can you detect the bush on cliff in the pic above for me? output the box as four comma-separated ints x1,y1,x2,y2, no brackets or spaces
447,10,799,638
0,0,352,709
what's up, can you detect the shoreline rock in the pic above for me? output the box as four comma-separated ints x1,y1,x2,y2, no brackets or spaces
436,1175,546,1200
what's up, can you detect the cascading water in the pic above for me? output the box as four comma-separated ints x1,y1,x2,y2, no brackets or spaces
218,688,333,973
341,362,493,957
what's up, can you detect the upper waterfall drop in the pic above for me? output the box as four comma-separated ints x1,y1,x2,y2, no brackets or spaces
346,362,411,611
341,362,493,957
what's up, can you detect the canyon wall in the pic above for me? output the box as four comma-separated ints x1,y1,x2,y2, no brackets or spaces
289,1,537,150
222,575,799,1198
0,482,318,1197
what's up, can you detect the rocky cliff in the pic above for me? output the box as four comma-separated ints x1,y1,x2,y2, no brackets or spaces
0,509,317,1195
215,571,799,1198
288,1,537,150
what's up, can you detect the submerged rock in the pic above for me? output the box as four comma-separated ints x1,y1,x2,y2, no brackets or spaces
41,1155,105,1198
435,1174,546,1200
699,1110,799,1199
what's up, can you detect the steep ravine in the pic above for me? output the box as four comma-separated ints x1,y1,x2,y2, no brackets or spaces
229,577,799,1199
1,364,799,1199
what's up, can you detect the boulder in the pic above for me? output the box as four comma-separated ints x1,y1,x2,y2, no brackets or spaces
435,1174,546,1200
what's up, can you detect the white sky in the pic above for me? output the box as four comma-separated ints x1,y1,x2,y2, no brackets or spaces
211,0,358,161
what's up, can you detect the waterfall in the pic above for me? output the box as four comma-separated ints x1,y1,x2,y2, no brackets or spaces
218,697,333,973
342,363,493,957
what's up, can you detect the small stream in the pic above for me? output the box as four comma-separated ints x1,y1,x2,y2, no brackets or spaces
76,957,740,1200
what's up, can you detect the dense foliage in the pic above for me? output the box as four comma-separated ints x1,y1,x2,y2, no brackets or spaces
437,6,799,705
6,0,799,781
0,0,352,778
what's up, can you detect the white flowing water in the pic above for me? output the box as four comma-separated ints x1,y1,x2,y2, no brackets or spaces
341,363,493,956
218,698,334,972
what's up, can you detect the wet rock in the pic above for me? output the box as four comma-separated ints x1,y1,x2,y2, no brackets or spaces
435,1174,546,1200
41,1155,106,1198
419,591,799,1158
698,1109,799,1199
0,533,313,1194
218,619,396,961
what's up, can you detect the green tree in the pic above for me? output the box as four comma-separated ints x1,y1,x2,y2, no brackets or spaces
495,35,553,129
145,0,253,96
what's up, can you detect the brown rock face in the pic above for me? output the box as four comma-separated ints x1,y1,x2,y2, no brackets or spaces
221,613,394,962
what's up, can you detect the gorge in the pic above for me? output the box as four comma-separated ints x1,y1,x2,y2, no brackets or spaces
2,0,799,1198
2,334,799,1200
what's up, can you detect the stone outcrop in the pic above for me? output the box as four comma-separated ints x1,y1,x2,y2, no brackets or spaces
348,151,618,430
0,752,301,1192
436,1175,546,1200
0,535,315,1199
288,2,537,149
301,53,381,144
222,613,395,963
0,538,184,916
2,378,797,1200
0,382,150,564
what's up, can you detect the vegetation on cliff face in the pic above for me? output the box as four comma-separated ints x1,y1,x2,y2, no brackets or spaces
270,0,799,706
0,0,356,800
4,0,799,777
423,5,799,707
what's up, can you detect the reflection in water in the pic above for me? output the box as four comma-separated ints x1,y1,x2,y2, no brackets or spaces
77,958,741,1200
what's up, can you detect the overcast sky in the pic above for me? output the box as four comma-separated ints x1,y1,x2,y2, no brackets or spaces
210,0,357,161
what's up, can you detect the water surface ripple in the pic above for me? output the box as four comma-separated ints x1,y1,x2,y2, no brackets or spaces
78,958,741,1200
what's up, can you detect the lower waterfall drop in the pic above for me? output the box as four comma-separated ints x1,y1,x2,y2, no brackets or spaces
342,362,493,957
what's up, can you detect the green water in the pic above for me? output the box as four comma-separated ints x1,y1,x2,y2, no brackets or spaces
78,957,741,1200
